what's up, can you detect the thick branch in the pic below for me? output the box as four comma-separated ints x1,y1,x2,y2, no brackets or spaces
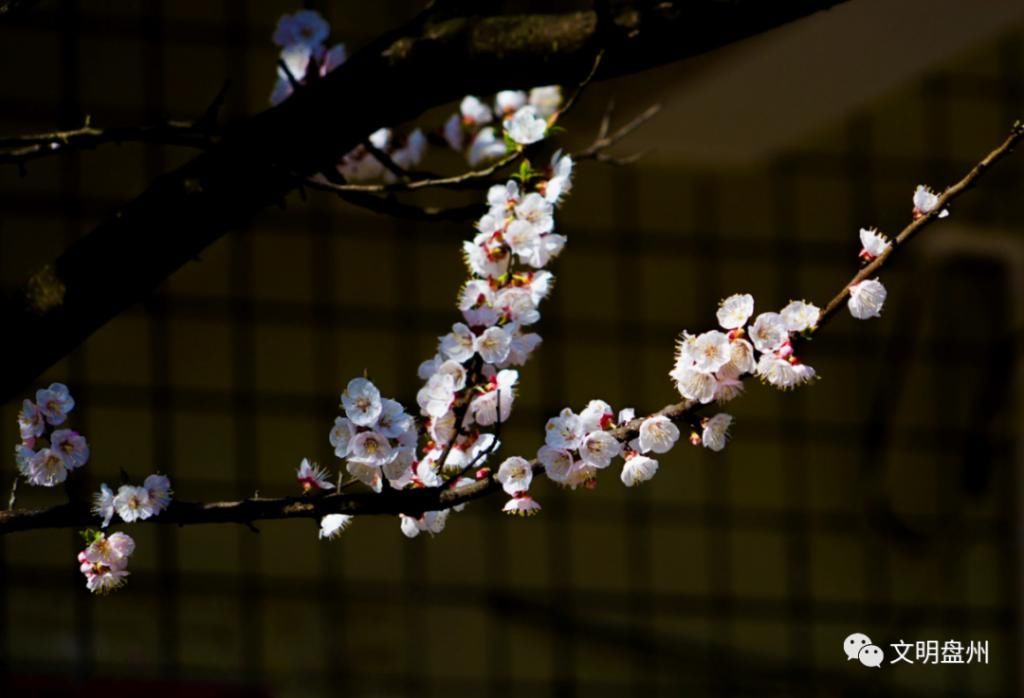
0,0,848,403
3,118,1020,536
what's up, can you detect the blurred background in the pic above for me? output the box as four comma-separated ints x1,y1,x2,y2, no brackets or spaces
1,1,1023,696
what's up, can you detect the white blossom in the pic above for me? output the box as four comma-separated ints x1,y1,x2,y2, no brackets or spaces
50,429,89,470
545,408,584,450
460,95,493,125
502,327,542,367
79,532,133,594
538,445,574,484
780,300,820,333
440,433,499,473
504,105,547,145
527,270,554,306
750,312,789,354
528,85,563,118
383,446,416,486
475,325,513,364
620,454,659,487
319,514,353,540
496,456,533,495
144,474,173,514
487,179,519,210
329,416,356,458
297,458,335,492
429,410,457,447
579,430,622,468
495,90,527,116
545,152,574,204
400,510,450,538
436,360,469,392
504,219,541,259
670,366,717,404
35,383,74,426
503,495,541,516
702,414,733,452
272,9,329,49
467,127,508,167
688,330,732,373
564,463,597,490
410,459,440,488
579,399,614,433
912,185,949,218
341,378,382,427
514,193,554,234
400,514,421,538
25,448,67,487
92,483,114,528
493,287,540,325
859,227,890,260
638,416,680,455
346,461,382,493
848,278,887,320
713,362,745,403
348,431,394,467
756,355,816,390
417,373,457,419
442,112,464,150
468,369,517,426
440,322,477,363
459,279,496,312
728,338,756,374
17,399,44,442
375,399,414,440
113,485,154,523
716,293,754,330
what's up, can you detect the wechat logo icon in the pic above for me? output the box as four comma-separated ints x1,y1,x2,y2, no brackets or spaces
845,633,884,668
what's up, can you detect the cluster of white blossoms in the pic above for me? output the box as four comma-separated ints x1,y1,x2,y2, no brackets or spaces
443,88,563,166
538,401,625,492
409,154,574,518
78,530,135,594
311,146,574,535
269,10,427,182
672,293,818,407
329,377,417,493
92,474,173,527
14,383,88,487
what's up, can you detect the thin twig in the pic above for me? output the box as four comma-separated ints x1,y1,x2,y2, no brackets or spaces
8,476,17,511
575,103,662,164
0,123,215,167
362,139,411,182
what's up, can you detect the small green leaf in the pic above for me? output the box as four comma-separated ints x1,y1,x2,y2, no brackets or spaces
80,528,102,546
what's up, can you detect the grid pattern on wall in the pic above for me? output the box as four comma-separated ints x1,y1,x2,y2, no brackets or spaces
0,2,1022,697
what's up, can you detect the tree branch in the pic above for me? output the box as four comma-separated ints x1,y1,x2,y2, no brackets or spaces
2,120,1020,537
0,81,230,169
0,0,849,403
0,121,217,169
